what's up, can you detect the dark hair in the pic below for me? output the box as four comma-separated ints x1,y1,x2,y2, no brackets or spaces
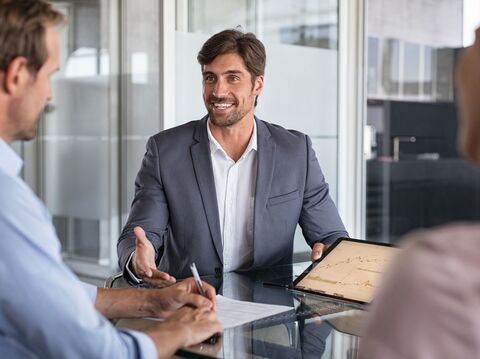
197,29,266,106
0,0,64,75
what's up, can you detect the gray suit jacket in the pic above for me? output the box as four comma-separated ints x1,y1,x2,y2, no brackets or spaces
117,116,348,278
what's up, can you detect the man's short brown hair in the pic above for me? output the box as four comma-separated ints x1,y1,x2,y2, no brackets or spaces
197,28,266,83
0,0,64,75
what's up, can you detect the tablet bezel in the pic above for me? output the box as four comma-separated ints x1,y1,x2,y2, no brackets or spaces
291,237,396,305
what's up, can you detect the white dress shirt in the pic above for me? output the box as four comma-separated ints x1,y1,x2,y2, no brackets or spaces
126,119,258,280
207,119,257,272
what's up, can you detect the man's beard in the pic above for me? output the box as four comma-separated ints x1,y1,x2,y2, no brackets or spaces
207,96,249,128
208,108,245,127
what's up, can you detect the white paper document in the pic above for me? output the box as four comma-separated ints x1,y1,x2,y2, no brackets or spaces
216,295,292,329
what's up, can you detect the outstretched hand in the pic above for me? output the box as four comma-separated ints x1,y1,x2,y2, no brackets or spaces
132,226,176,287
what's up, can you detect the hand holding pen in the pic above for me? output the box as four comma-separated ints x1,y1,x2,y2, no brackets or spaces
190,262,221,344
190,262,207,296
189,262,218,310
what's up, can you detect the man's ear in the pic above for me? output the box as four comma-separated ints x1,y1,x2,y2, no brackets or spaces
253,75,264,95
2,57,30,95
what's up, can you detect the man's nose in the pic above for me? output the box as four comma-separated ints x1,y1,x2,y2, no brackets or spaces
212,79,229,98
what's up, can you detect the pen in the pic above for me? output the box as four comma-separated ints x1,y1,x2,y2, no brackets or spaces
189,262,221,345
190,262,207,297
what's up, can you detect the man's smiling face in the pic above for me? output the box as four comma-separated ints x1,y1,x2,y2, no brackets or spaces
202,52,263,128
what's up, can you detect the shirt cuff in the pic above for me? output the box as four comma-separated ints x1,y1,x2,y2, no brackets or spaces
80,282,98,303
125,251,143,284
121,329,157,359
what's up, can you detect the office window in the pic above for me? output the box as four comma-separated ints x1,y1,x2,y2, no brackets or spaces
31,0,120,276
365,0,480,244
120,0,162,221
175,0,339,255
21,0,163,277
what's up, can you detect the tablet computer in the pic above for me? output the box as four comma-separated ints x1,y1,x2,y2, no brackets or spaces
292,238,400,305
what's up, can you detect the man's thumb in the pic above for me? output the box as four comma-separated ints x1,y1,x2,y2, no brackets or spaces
134,226,148,244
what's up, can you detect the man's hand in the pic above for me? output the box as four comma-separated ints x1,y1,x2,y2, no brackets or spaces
96,278,217,320
146,306,223,358
147,278,217,318
132,226,176,287
311,242,329,261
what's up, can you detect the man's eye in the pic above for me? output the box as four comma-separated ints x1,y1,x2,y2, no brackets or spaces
229,75,240,82
204,75,215,83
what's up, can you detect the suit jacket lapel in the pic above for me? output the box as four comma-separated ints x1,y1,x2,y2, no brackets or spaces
190,117,223,263
253,118,276,265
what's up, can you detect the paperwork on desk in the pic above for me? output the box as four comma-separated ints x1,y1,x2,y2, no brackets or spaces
216,295,292,329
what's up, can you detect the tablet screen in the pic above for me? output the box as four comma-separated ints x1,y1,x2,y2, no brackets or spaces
293,239,400,304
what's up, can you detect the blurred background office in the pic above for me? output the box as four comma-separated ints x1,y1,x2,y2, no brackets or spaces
13,0,480,280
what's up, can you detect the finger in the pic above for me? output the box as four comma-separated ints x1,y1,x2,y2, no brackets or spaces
201,282,217,309
311,243,325,261
181,278,217,310
134,226,149,245
150,269,176,283
200,310,223,332
143,268,176,287
192,306,218,322
170,305,196,320
144,276,177,288
180,292,214,310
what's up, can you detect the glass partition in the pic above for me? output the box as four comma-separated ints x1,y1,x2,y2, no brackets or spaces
36,0,119,273
365,0,480,244
120,0,162,222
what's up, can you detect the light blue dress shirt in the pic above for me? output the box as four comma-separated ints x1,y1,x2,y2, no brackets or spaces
0,138,156,358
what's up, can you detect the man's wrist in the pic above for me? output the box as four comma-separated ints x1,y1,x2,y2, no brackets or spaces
163,322,190,347
133,288,158,317
145,322,188,357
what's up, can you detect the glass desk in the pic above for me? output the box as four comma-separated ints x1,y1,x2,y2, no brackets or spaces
109,262,367,358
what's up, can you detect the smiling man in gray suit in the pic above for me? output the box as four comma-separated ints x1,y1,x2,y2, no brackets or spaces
117,29,348,286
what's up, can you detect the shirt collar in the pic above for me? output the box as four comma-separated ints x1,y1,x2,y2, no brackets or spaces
0,137,23,177
207,118,258,160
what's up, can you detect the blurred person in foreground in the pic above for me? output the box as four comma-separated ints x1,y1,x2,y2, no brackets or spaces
0,0,221,357
359,27,480,359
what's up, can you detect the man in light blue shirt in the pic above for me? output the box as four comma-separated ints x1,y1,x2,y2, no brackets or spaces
0,1,222,358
